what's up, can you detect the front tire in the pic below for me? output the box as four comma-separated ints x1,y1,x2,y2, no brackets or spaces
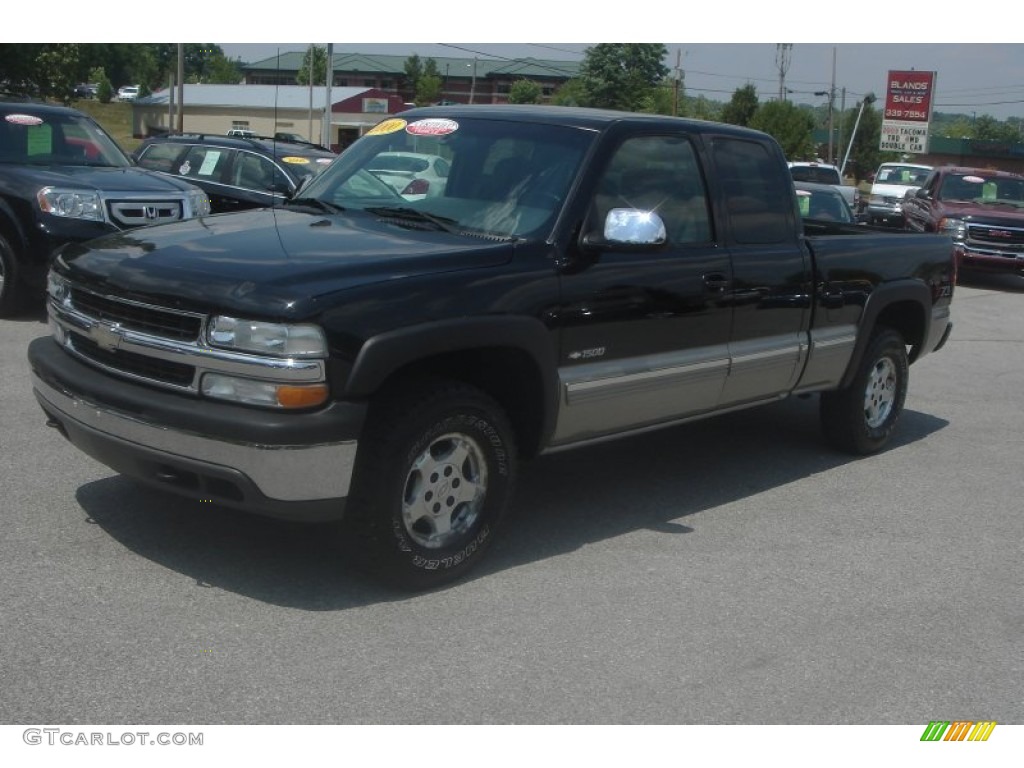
0,233,27,318
820,328,909,455
345,380,517,590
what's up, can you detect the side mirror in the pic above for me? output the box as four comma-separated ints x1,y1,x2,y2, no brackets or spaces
913,188,929,200
584,208,667,251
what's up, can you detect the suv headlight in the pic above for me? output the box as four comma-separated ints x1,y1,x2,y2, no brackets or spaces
187,188,211,217
37,187,103,221
939,217,966,241
207,316,327,358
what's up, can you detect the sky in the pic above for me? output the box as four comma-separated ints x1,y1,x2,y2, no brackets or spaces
24,3,1024,120
219,42,1024,121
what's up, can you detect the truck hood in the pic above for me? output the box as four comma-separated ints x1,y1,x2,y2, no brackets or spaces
871,182,922,199
935,200,1024,223
1,164,197,194
56,207,516,318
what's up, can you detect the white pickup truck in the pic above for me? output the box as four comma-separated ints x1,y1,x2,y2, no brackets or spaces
788,161,859,214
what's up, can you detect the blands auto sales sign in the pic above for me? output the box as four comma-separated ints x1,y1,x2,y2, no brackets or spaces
880,70,937,154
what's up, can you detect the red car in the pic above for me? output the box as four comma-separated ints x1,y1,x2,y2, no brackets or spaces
903,165,1024,279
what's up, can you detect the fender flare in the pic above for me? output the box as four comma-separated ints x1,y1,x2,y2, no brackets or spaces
344,315,561,445
839,279,931,389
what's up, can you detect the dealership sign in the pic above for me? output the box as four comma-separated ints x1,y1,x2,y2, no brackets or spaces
880,70,937,154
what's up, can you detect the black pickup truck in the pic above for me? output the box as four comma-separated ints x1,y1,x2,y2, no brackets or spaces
27,106,954,589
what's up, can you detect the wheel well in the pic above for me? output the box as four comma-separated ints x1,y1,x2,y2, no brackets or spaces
874,300,926,361
371,347,548,459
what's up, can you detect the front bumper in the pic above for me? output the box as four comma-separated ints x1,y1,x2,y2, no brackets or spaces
955,244,1024,277
28,336,364,521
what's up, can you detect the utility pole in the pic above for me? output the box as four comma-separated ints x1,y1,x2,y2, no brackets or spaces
176,43,184,132
776,44,792,102
322,43,333,149
672,48,682,117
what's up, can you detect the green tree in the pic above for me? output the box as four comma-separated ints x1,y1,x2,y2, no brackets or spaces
551,78,586,107
577,43,669,112
720,84,759,127
838,102,884,181
415,73,442,106
509,79,542,104
749,100,815,159
296,44,327,86
974,114,1020,142
36,44,80,102
206,53,242,84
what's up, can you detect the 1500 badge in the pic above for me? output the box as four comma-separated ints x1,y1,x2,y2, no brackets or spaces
567,347,606,360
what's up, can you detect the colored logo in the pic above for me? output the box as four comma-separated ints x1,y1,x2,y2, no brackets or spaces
406,119,459,137
920,721,997,742
366,119,406,136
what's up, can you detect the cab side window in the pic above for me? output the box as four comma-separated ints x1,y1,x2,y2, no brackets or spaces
712,138,794,244
590,135,712,244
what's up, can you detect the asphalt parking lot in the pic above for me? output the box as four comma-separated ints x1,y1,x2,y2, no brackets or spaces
1,274,1021,727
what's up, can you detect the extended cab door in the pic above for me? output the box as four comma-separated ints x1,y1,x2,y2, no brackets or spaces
550,131,733,445
703,136,813,407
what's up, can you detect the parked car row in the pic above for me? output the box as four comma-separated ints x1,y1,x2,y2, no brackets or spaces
787,160,860,212
132,133,337,213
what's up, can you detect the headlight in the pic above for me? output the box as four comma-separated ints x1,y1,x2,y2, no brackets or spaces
37,187,104,221
46,270,71,303
939,217,966,241
187,188,210,217
207,316,327,358
201,374,328,409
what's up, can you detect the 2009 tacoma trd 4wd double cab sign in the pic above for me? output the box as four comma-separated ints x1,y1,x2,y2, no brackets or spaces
28,106,955,589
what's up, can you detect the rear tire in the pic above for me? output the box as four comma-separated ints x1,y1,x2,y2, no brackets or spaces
820,328,908,455
345,379,517,590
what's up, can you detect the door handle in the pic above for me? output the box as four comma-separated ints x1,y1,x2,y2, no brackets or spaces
703,273,730,292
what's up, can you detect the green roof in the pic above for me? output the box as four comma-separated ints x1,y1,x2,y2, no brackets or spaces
244,51,580,80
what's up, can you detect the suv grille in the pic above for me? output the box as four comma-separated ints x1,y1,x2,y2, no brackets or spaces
107,199,182,227
70,288,202,341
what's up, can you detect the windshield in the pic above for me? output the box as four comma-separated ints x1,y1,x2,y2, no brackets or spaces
937,172,1024,206
0,110,131,167
298,116,594,238
876,165,930,185
789,165,841,185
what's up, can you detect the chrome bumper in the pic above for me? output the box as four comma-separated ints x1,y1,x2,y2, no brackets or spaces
32,371,357,521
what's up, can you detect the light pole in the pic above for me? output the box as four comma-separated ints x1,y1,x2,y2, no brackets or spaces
840,92,876,178
815,88,835,165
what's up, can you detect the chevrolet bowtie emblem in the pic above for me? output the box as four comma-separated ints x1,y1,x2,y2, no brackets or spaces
91,321,123,352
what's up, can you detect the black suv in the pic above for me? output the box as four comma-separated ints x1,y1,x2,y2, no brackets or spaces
0,101,211,316
132,133,337,214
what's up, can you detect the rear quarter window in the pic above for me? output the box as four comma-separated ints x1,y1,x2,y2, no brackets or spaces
136,143,186,174
715,139,795,244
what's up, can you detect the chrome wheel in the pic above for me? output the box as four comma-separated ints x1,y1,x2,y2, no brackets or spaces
402,431,488,549
864,357,897,429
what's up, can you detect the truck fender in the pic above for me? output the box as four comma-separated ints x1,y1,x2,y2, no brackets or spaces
838,279,931,389
344,315,561,447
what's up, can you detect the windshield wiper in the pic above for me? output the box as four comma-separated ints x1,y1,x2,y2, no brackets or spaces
364,206,461,234
285,197,345,214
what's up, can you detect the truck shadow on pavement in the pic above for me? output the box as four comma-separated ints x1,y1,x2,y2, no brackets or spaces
75,397,948,608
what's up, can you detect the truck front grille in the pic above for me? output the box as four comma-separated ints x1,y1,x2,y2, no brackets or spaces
69,334,197,387
70,288,202,341
967,223,1024,253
